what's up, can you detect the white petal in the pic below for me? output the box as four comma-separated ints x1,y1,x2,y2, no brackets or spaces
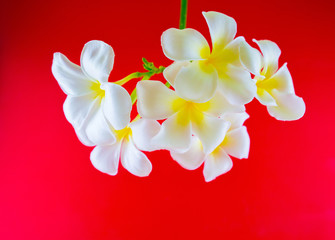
130,118,161,152
239,41,263,77
151,112,192,153
222,127,250,159
221,112,249,129
174,61,218,103
253,39,281,77
121,139,152,177
90,144,120,175
203,149,233,182
136,81,179,120
256,88,277,106
80,40,115,83
52,52,94,96
204,91,245,117
102,82,132,130
63,93,97,128
267,90,306,121
217,64,256,105
161,28,210,61
72,97,104,147
74,124,95,147
261,63,295,93
171,137,205,170
163,61,190,86
85,100,116,145
202,11,237,50
192,116,230,155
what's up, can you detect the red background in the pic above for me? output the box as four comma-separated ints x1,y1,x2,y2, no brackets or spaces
1,0,335,239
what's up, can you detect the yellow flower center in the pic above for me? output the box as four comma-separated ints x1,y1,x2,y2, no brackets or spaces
114,126,132,142
89,81,106,103
198,44,238,79
90,81,104,95
172,99,211,126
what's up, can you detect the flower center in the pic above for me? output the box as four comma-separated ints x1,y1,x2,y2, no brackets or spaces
114,127,132,142
172,99,210,126
90,81,106,100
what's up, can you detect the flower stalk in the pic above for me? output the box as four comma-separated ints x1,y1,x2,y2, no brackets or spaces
179,0,188,29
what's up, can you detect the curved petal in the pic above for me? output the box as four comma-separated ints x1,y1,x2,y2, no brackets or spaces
85,100,116,145
174,60,218,103
260,63,294,93
102,82,132,130
136,81,179,120
267,90,306,121
221,126,250,159
171,137,205,170
130,118,161,152
163,61,190,86
121,139,152,177
80,40,115,83
192,115,230,155
90,144,120,175
217,64,256,105
74,124,95,147
52,52,94,96
151,112,192,153
202,11,237,51
256,88,277,106
253,39,281,77
239,41,263,77
63,92,97,128
72,97,103,147
204,91,245,117
203,149,233,182
161,28,210,61
221,112,249,129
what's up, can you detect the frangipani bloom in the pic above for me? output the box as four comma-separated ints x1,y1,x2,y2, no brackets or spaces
90,117,161,177
161,11,256,104
52,40,132,146
240,39,306,120
171,112,250,182
136,80,244,155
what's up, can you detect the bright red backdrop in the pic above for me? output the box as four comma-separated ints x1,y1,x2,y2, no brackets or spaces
1,0,335,239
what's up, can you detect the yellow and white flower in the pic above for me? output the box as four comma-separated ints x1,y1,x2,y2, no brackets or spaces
136,80,244,154
52,40,132,146
90,117,160,177
239,39,306,120
161,11,256,104
171,112,250,182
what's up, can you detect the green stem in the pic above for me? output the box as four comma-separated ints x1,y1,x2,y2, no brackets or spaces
179,0,188,29
114,72,145,85
118,58,166,105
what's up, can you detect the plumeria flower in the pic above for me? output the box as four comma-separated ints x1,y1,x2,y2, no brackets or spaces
136,80,244,155
52,40,132,146
161,11,256,104
239,39,306,120
171,112,250,182
90,117,161,177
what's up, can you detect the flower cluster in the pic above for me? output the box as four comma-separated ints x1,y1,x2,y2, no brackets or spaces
52,11,305,182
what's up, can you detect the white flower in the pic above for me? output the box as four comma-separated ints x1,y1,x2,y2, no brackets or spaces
239,39,306,120
136,80,244,154
52,40,132,146
171,112,250,182
161,11,256,104
90,118,160,177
